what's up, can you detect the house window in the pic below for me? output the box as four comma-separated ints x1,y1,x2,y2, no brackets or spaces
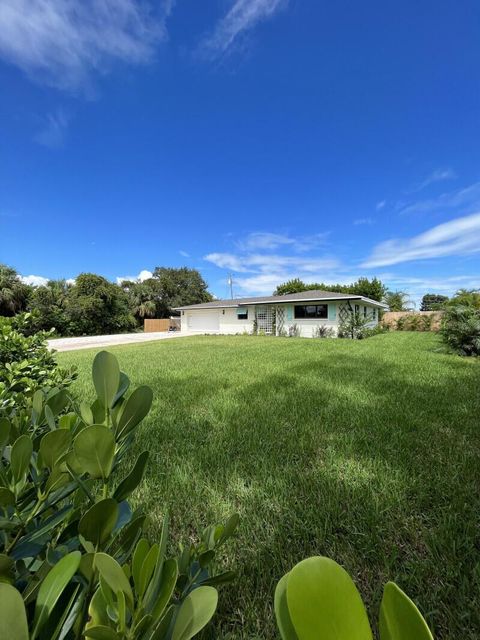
363,306,367,318
372,308,376,320
294,304,328,319
237,307,248,320
355,304,360,315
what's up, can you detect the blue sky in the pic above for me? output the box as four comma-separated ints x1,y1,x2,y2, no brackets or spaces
1,0,479,303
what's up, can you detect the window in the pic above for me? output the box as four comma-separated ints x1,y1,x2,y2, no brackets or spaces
363,306,367,318
372,308,376,320
294,304,328,319
355,304,360,315
237,307,248,320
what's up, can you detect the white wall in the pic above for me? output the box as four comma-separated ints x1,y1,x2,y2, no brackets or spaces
181,301,380,337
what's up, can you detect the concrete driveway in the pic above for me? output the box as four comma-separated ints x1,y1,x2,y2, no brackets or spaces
48,331,194,352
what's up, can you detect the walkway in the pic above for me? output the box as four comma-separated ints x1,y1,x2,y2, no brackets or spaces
48,331,194,352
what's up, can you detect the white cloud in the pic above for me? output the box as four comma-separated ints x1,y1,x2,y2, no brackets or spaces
0,0,170,90
362,212,480,267
237,231,328,252
179,250,190,257
116,269,153,284
20,274,49,287
198,0,287,60
397,180,480,216
34,108,70,148
410,167,457,193
353,218,373,226
376,200,386,211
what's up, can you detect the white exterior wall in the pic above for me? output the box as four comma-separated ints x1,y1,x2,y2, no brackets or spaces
180,301,380,336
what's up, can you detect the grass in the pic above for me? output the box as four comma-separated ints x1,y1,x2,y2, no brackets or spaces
58,332,480,639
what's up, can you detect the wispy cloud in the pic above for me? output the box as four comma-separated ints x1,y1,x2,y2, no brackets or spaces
34,108,70,148
116,269,153,285
198,0,287,60
179,250,190,258
362,212,480,267
410,167,457,193
396,180,480,217
0,0,171,91
353,218,373,226
376,200,386,211
237,231,328,252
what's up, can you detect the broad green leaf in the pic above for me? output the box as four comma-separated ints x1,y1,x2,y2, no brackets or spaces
0,583,29,640
274,573,298,640
93,351,120,410
113,451,149,502
0,487,15,508
11,434,32,484
116,386,153,440
139,543,159,599
171,586,218,640
149,606,175,640
79,499,119,548
87,587,110,629
95,553,133,608
32,551,81,639
0,554,14,584
84,625,121,640
39,430,72,470
132,538,150,592
143,513,168,609
80,401,94,425
74,425,115,480
32,390,43,419
46,389,69,417
379,582,434,640
45,405,56,430
150,557,178,621
286,556,373,640
113,371,130,407
0,417,10,451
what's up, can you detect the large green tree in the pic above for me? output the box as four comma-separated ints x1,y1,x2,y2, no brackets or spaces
28,279,71,334
151,267,213,314
0,264,31,316
65,273,135,335
273,276,386,302
420,293,449,311
383,290,412,311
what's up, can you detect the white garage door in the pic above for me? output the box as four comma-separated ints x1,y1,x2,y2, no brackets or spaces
188,312,220,331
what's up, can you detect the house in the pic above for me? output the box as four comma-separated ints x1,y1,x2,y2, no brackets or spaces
175,290,388,337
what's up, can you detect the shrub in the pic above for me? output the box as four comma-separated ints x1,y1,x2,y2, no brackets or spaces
0,349,237,639
441,305,480,356
313,325,335,338
288,324,300,337
361,324,389,339
0,314,76,422
338,311,367,339
275,556,434,639
420,314,434,331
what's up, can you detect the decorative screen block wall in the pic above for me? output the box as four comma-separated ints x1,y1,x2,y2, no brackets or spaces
255,305,275,334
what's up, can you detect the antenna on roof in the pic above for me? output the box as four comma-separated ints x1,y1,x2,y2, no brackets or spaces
227,274,234,299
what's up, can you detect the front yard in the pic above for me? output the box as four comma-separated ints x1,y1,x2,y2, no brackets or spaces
58,332,480,639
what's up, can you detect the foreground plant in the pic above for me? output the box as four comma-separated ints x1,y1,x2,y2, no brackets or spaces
0,350,237,639
275,556,434,639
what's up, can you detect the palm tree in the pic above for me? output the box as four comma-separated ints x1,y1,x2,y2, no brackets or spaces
0,264,31,316
383,290,413,311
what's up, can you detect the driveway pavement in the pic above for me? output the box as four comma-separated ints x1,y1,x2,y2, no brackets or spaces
48,331,194,352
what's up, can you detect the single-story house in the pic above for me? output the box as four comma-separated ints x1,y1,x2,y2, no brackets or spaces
175,290,388,338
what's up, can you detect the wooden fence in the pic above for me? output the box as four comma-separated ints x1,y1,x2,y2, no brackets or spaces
382,311,443,331
144,318,181,333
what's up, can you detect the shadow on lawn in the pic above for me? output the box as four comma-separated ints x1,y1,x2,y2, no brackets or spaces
137,346,480,639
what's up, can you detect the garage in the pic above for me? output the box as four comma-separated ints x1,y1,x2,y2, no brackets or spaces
187,311,220,332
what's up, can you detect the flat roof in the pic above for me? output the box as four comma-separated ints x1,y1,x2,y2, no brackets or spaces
175,289,388,310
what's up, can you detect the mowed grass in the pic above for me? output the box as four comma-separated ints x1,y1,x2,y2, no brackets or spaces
58,333,480,639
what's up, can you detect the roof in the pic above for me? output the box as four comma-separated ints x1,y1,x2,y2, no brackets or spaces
175,289,388,310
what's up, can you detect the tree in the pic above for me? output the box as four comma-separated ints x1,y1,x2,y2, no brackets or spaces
28,279,71,335
0,263,31,316
447,289,480,309
152,267,213,314
122,279,165,323
420,293,449,311
65,273,135,335
383,290,412,311
273,277,386,302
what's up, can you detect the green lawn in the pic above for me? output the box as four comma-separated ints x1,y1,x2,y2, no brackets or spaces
58,333,480,639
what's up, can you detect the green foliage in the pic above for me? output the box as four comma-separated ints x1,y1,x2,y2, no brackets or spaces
65,273,136,336
383,291,412,312
273,277,387,302
152,267,213,311
0,349,237,639
313,324,335,338
441,304,480,356
0,314,76,422
337,309,368,339
28,280,72,335
275,556,433,640
0,264,31,317
420,293,448,311
447,289,480,309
